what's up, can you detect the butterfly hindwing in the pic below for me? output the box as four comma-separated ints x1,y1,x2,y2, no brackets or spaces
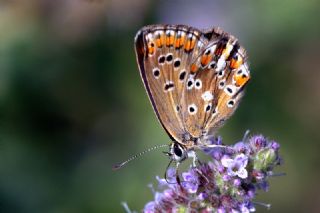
181,28,250,138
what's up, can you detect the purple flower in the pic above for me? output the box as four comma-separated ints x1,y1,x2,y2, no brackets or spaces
181,169,199,193
251,170,265,181
233,178,241,187
203,136,225,160
198,192,208,200
246,187,256,199
250,135,267,150
207,135,223,145
257,180,269,192
155,176,167,188
233,142,250,154
221,153,248,179
143,201,157,213
217,207,226,213
136,133,283,213
239,202,256,213
269,140,280,151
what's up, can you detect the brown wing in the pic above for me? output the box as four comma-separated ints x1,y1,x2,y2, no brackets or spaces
181,28,250,138
134,25,210,142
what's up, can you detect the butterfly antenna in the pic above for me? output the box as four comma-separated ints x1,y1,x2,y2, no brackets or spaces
112,144,169,170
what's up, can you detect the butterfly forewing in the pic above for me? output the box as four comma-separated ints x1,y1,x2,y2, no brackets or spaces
135,25,250,146
135,25,209,142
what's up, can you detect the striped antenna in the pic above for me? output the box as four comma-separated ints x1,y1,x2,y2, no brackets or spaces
112,144,169,170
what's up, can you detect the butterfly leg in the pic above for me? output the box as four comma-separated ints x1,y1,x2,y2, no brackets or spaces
175,162,182,186
187,150,198,167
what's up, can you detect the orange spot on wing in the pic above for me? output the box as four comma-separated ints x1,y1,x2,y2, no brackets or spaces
147,43,154,55
201,54,212,66
166,34,170,46
179,34,186,48
234,73,250,87
175,37,181,48
160,33,165,47
230,56,243,70
156,37,162,48
166,33,174,46
185,38,191,51
190,37,196,50
170,35,174,46
190,63,198,73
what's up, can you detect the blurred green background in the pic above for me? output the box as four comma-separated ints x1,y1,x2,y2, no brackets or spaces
0,0,319,212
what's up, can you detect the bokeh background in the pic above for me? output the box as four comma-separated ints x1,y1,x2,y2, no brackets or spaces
0,0,319,212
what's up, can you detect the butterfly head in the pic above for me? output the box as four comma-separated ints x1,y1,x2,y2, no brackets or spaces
166,141,189,163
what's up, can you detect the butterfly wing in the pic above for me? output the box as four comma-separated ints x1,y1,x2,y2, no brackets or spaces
134,25,209,142
181,28,250,138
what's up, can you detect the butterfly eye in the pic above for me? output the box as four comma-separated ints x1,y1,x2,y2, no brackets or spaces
169,142,187,162
173,143,183,157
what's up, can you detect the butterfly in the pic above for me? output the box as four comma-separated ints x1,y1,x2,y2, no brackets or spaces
113,24,250,170
134,24,250,164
